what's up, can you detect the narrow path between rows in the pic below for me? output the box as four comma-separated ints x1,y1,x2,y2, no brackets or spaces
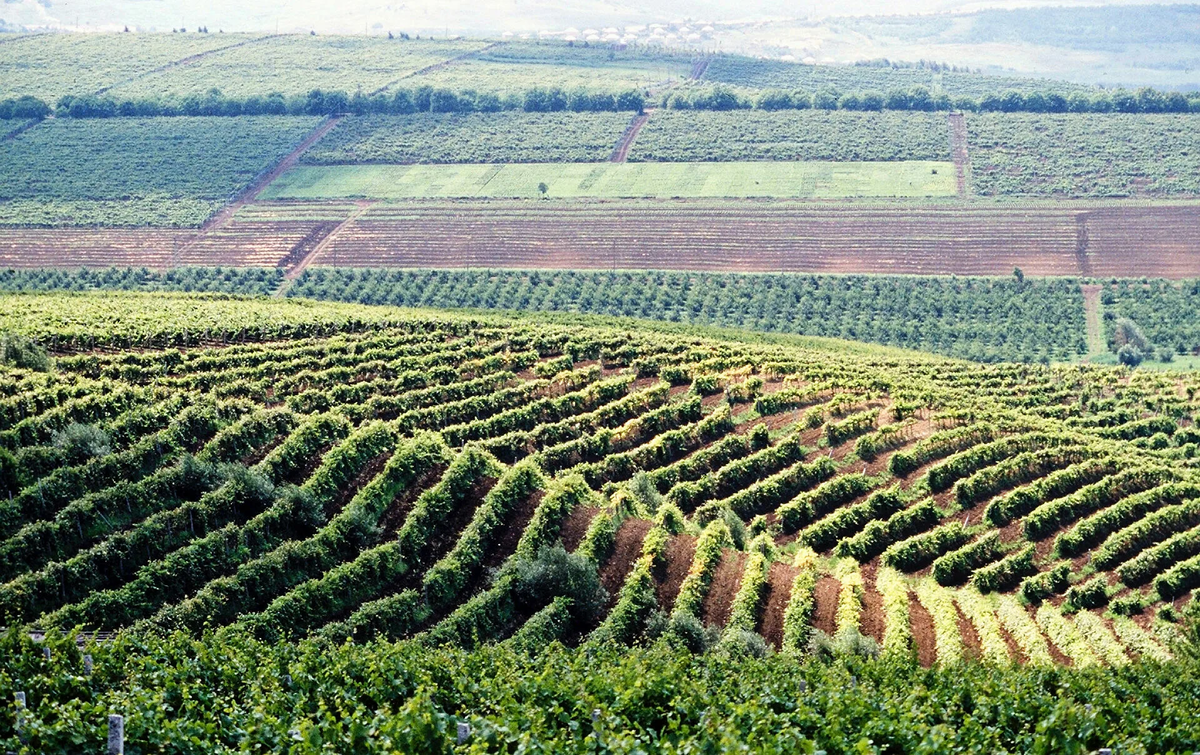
1081,283,1106,356
176,115,342,259
610,110,652,162
275,201,373,295
948,112,971,199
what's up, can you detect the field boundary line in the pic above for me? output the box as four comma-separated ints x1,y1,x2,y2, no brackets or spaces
948,112,971,199
610,110,653,163
94,34,281,95
1080,283,1106,356
369,41,504,95
689,55,712,80
2,118,43,142
178,114,342,254
1074,213,1094,277
276,201,373,293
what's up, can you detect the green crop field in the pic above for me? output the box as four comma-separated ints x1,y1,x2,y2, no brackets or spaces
303,112,633,164
628,110,953,163
263,161,956,200
404,41,692,94
0,32,262,101
1,292,1199,751
289,268,1086,363
101,36,486,99
968,113,1200,197
700,55,1093,98
0,116,321,227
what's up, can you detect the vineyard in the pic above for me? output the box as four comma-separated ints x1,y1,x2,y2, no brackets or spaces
303,112,632,164
699,55,1094,98
2,291,1200,749
968,113,1200,197
288,268,1087,363
0,293,1197,655
0,32,261,101
0,117,321,227
627,110,952,162
101,36,487,99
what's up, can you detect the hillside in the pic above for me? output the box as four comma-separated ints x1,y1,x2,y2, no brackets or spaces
0,292,1195,670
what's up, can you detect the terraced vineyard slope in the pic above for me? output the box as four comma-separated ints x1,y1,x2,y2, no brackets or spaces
0,292,1195,666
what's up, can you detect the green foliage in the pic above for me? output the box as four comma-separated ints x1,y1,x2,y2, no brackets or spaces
0,331,50,371
1020,563,1071,603
305,112,632,164
630,110,951,162
0,117,321,227
882,523,972,572
290,269,1089,364
969,113,1200,197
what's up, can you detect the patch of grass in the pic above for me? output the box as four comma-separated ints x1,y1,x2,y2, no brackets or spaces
262,161,957,200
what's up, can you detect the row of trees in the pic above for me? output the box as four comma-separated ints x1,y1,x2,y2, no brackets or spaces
1,86,647,121
664,84,1200,114
7,82,1197,121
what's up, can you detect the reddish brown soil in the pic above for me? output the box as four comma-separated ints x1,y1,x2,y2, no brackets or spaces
812,576,841,636
758,561,798,649
378,464,447,536
955,603,984,662
908,591,938,667
481,490,543,571
560,506,599,552
326,450,393,515
14,203,1200,278
996,621,1028,664
610,111,651,163
654,533,697,614
858,562,886,644
599,518,652,605
699,550,748,628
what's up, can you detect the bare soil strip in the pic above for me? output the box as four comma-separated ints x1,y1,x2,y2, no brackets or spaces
654,533,697,614
908,590,938,666
599,518,652,608
278,201,373,291
1081,283,1106,356
11,203,1200,277
948,112,970,199
859,562,886,644
758,561,798,648
689,56,712,80
699,550,748,628
610,111,652,163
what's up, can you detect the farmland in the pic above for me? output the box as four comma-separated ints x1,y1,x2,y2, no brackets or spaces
700,55,1093,98
103,36,487,99
1,293,1200,752
289,269,1087,363
627,110,952,162
262,161,955,200
0,117,321,227
0,32,262,101
968,113,1200,197
303,112,633,164
404,41,692,94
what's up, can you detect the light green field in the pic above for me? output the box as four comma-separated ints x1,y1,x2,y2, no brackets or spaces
260,161,956,200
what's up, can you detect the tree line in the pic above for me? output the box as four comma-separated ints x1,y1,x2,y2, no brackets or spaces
0,86,648,121
664,84,1200,114
4,81,1199,121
